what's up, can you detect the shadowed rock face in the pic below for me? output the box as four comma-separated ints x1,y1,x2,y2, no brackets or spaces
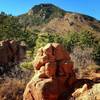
23,43,76,100
0,40,26,66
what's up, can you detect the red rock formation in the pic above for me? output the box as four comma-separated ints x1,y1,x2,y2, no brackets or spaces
0,40,26,66
23,43,76,100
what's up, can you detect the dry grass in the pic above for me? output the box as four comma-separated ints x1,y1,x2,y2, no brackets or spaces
0,78,26,100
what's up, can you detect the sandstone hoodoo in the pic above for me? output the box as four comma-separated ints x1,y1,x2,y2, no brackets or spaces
23,43,76,100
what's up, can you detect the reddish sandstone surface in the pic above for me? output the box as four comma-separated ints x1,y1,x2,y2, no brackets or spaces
23,43,76,100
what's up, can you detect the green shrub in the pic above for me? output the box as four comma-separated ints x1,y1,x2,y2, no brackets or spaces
79,31,94,47
62,32,79,51
34,33,63,52
92,43,100,65
33,31,96,52
20,61,33,69
62,31,96,51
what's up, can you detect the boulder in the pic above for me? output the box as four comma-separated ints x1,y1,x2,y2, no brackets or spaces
72,84,88,97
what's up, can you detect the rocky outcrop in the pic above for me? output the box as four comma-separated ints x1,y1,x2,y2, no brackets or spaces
0,40,26,65
23,43,76,100
0,40,26,74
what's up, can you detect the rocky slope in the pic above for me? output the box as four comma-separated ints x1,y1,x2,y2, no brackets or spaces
18,3,100,37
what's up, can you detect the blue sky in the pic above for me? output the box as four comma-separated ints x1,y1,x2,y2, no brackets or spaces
0,0,100,20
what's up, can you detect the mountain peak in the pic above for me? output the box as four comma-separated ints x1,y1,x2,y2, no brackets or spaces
28,3,66,17
33,3,55,8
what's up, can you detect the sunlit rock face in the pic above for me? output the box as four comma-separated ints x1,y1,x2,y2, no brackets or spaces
23,43,76,100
